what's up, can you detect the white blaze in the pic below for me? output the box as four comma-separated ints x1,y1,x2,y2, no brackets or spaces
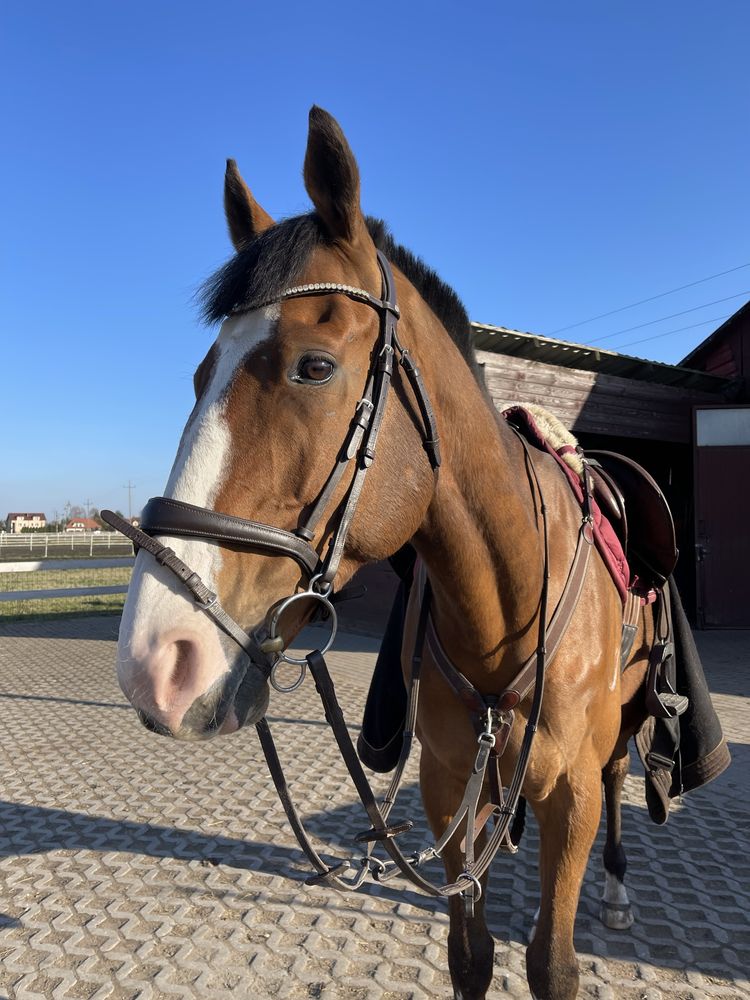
117,307,277,667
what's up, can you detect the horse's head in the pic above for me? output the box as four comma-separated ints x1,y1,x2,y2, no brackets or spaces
116,107,449,741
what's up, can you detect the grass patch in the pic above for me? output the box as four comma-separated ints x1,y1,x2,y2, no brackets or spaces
0,593,127,621
0,567,132,620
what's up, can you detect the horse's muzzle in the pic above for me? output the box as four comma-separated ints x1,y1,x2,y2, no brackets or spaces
132,657,270,742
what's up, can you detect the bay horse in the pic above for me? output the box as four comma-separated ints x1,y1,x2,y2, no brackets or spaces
112,107,654,999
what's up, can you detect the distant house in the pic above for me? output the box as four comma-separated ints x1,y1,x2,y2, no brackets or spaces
129,517,141,528
64,517,101,533
5,512,47,533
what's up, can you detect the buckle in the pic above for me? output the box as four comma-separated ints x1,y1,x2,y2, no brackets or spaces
459,871,483,914
304,859,356,886
194,587,218,611
459,871,483,901
655,639,675,664
354,820,413,843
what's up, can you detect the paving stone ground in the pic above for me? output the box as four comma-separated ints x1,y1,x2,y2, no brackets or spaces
0,617,747,999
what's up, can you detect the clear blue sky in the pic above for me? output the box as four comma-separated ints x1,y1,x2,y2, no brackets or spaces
3,2,749,519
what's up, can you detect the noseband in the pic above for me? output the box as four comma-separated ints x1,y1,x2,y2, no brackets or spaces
103,250,440,686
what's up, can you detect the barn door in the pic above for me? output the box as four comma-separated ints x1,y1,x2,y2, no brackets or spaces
694,405,750,627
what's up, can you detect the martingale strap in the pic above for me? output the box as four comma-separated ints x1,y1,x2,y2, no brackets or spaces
426,517,594,711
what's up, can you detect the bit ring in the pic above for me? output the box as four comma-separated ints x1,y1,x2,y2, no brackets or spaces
267,589,338,667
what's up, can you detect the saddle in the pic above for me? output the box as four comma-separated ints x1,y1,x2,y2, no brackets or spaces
587,450,678,591
561,444,724,823
585,451,686,719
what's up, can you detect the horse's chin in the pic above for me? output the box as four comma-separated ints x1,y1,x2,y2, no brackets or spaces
217,668,270,734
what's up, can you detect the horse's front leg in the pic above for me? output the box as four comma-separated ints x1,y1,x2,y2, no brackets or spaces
526,760,602,1000
600,741,635,929
420,747,494,1000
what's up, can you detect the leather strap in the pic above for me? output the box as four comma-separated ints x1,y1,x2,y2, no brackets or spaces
426,513,594,712
304,650,444,897
100,509,273,670
644,581,687,719
295,393,376,541
140,497,321,578
245,280,401,319
255,717,371,890
621,589,641,669
303,644,526,900
399,350,441,467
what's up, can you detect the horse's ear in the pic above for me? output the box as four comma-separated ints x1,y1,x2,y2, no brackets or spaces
303,106,366,244
224,159,275,251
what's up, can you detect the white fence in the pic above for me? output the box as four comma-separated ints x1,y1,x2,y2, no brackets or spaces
0,531,134,558
0,557,134,605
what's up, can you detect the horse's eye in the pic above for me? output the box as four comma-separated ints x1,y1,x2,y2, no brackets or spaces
294,355,335,384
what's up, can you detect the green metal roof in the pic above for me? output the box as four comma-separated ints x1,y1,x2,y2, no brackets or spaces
471,322,735,395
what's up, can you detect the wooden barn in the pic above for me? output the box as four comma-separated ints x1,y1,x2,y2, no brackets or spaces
343,306,748,632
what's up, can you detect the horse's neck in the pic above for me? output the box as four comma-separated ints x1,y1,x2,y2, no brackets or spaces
416,395,548,686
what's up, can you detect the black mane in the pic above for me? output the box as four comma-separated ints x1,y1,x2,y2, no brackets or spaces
199,214,479,379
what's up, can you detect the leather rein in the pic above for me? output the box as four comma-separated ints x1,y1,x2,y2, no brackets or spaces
102,249,595,908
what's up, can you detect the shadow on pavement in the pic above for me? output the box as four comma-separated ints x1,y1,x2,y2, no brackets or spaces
0,616,121,642
0,738,746,984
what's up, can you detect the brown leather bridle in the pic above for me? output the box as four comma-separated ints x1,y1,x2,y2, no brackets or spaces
104,250,440,688
103,248,595,910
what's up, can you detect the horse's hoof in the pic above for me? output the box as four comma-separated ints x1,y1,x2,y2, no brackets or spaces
599,900,634,930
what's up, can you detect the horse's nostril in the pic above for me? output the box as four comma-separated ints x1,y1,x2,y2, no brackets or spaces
136,708,174,737
170,638,197,692
119,633,212,735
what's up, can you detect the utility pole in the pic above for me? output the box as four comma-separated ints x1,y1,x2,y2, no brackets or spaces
123,481,136,521
84,497,93,518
